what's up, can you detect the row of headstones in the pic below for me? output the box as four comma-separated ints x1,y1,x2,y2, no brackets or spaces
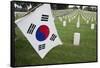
81,15,95,24
61,15,95,46
58,9,96,25
67,17,95,46
59,9,79,21
58,12,78,23
77,10,96,22
73,10,96,45
62,15,95,29
61,18,81,46
57,9,96,24
81,13,96,22
80,10,96,22
73,23,95,46
81,12,96,28
74,19,95,46
58,16,81,46
59,10,96,46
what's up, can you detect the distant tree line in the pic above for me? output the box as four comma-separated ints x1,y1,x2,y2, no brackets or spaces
14,2,97,12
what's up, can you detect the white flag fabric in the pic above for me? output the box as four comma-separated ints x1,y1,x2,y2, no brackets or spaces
15,4,62,59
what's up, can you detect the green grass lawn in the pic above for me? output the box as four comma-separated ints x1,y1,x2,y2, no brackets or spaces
15,13,97,66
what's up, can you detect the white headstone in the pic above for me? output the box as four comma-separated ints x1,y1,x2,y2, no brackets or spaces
91,24,95,30
63,20,66,27
86,20,89,24
91,17,94,22
59,17,62,22
73,33,80,46
76,16,80,28
76,22,80,28
68,18,71,23
74,16,76,18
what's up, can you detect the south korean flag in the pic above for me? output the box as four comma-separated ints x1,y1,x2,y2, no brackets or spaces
15,4,62,59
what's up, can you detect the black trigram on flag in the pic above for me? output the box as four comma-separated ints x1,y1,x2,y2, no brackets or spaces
50,34,57,41
27,23,36,34
41,14,49,21
39,44,45,51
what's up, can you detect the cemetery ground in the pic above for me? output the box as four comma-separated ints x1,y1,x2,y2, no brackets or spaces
15,11,97,66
